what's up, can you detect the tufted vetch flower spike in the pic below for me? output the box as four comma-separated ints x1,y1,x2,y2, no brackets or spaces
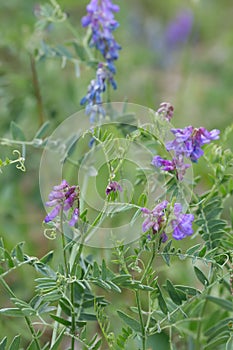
44,180,79,226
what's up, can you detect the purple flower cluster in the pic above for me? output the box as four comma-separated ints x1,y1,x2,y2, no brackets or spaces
152,111,220,180
106,181,122,195
81,0,121,120
81,0,121,72
44,180,79,227
141,201,194,241
166,126,220,163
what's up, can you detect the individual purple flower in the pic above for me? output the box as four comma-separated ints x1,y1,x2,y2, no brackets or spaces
106,181,122,195
44,180,79,226
166,126,220,163
165,9,193,48
81,0,121,70
152,155,190,181
171,203,194,240
141,201,168,240
157,102,174,121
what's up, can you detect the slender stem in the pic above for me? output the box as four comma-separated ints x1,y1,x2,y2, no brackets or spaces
135,290,146,350
25,317,41,350
0,277,41,350
60,206,68,276
51,304,62,347
141,242,156,283
65,20,80,41
0,276,16,298
71,240,84,275
195,265,215,350
70,282,76,350
51,208,69,346
30,54,45,126
0,139,34,146
169,327,174,350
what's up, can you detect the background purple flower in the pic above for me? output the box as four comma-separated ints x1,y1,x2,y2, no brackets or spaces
165,9,193,48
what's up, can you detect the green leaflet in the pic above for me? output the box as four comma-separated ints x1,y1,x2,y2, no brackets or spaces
0,308,23,317
8,335,21,350
117,310,141,333
194,266,209,286
166,279,186,305
50,329,65,350
157,284,168,314
205,296,233,311
10,121,25,141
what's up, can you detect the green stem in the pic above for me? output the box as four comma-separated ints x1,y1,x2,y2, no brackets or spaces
0,277,41,350
135,290,146,350
141,242,156,283
195,265,215,350
60,206,68,276
51,304,62,347
30,54,44,126
70,282,76,350
65,20,80,41
51,207,69,346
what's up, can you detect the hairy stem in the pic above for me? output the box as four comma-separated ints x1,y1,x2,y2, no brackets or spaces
195,265,215,350
60,206,68,276
70,282,76,350
30,54,44,127
141,242,156,283
135,290,146,350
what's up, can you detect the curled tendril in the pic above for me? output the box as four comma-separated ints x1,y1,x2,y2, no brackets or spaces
44,228,57,240
50,0,67,22
12,150,26,172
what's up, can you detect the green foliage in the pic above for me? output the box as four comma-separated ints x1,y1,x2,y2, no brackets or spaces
0,0,233,349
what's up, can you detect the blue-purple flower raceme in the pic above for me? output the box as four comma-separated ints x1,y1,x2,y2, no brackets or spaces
81,0,120,120
44,180,79,227
141,201,194,241
82,0,121,71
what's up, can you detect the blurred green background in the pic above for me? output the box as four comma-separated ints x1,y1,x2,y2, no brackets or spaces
0,0,233,347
